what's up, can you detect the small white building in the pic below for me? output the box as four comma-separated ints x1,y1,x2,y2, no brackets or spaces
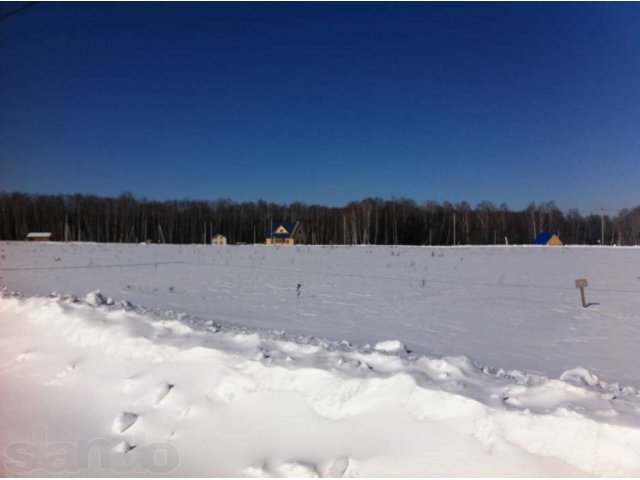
211,234,227,245
26,232,52,242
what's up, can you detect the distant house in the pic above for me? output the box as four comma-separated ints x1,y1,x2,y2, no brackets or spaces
533,232,563,246
211,234,227,245
26,232,52,242
266,222,306,246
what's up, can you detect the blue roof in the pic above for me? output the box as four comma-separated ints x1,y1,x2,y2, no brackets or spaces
270,222,297,239
533,232,555,245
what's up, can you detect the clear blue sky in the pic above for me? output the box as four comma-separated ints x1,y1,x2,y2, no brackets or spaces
1,2,639,212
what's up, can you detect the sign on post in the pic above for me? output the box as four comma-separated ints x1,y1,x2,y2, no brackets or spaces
575,278,588,308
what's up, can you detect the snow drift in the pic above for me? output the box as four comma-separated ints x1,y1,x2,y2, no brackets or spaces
1,291,639,477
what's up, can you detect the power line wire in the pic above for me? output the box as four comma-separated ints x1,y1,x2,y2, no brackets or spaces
0,1,38,22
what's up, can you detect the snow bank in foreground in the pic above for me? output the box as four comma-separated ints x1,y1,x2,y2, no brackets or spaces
1,292,639,477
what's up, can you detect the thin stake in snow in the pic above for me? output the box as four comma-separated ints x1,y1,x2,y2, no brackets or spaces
575,278,589,308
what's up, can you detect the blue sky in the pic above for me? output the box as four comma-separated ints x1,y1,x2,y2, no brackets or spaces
1,2,639,212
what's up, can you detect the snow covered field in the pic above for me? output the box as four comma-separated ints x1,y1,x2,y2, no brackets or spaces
1,242,640,476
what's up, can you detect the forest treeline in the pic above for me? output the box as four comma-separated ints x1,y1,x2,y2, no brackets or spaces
2,192,640,246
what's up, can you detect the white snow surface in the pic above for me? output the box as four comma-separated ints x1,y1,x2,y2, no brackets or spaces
1,242,640,476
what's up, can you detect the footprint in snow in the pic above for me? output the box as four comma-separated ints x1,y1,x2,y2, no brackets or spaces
113,412,138,433
152,382,174,405
321,456,350,478
113,440,136,454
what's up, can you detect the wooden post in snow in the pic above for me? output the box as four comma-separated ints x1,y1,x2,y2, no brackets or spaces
575,278,589,308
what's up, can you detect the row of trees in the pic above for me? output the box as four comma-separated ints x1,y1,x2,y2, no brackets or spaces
1,192,637,246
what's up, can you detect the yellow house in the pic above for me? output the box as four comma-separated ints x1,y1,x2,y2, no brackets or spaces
211,234,227,245
533,232,563,246
266,221,306,246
